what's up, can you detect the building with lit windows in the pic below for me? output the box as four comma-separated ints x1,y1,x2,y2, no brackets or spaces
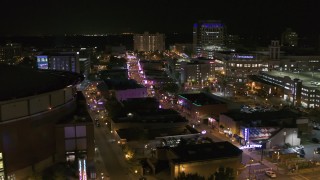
251,70,320,108
193,20,225,57
281,28,298,47
214,52,267,84
0,43,22,65
36,52,80,73
133,32,165,52
180,58,222,86
225,55,265,83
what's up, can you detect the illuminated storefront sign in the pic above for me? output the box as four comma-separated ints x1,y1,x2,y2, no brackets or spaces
239,144,262,149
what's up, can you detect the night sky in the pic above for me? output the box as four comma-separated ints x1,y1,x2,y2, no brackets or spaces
1,0,319,38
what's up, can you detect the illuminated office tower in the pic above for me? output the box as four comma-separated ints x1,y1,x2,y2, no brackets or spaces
133,32,165,52
281,28,298,47
193,20,225,57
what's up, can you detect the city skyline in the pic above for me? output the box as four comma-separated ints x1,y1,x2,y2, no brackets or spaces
1,0,319,39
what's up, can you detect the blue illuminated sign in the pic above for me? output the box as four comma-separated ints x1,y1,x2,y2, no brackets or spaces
194,23,224,28
234,55,254,59
37,56,48,69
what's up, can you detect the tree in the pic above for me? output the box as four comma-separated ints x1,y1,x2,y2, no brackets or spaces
201,87,211,93
219,76,228,97
123,144,135,161
107,56,127,69
175,172,205,180
208,166,235,180
159,83,179,94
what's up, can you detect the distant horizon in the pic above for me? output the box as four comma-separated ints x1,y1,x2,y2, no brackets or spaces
1,0,319,39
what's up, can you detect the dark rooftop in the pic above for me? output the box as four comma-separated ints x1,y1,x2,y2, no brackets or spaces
170,141,242,163
223,109,299,121
178,93,226,106
114,108,188,123
117,126,197,141
222,109,300,126
103,79,144,90
0,65,83,101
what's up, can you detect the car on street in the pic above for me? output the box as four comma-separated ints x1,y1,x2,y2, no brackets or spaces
265,170,276,178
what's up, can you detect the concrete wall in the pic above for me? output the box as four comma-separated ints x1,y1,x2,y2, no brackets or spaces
0,87,75,121
51,90,64,107
29,95,50,114
267,128,300,148
65,86,73,102
1,101,28,120
219,114,239,134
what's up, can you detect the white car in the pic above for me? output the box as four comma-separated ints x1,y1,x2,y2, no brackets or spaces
265,170,276,178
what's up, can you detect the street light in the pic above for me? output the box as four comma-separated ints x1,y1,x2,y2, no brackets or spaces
248,158,254,180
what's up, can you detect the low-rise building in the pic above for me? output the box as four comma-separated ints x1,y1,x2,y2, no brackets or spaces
219,110,302,148
156,141,242,179
177,93,228,122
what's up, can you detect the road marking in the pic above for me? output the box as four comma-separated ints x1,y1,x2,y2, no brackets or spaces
298,175,310,180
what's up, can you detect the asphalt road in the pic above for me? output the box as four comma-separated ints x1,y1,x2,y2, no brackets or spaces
94,124,129,180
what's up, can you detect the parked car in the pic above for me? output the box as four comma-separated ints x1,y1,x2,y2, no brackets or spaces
312,138,320,143
298,149,305,158
265,170,276,178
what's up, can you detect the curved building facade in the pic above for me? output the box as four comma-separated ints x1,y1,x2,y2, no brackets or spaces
0,65,83,179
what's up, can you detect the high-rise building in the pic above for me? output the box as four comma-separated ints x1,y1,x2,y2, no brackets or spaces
193,20,225,57
281,28,298,47
0,43,22,64
133,32,165,52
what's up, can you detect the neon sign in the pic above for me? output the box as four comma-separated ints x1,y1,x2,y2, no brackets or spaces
244,128,249,142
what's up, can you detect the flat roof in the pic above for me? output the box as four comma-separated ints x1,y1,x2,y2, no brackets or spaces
265,70,320,88
117,126,196,141
222,109,299,126
171,141,242,163
0,65,83,101
178,93,225,106
114,109,188,123
103,79,144,90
